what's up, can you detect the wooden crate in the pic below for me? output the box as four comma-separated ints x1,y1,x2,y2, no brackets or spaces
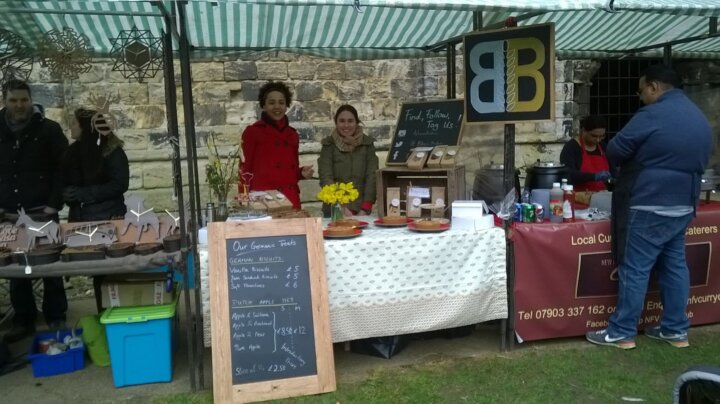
376,166,466,219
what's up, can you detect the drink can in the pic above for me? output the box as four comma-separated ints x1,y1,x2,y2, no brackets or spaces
521,203,535,223
533,203,544,222
513,203,523,222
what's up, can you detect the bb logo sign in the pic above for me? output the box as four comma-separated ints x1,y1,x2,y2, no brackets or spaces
464,24,554,123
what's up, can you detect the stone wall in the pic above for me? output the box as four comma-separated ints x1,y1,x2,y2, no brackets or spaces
7,52,589,215
7,55,719,216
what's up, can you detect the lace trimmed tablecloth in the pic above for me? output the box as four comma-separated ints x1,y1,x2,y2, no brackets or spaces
201,218,507,345
326,223,507,342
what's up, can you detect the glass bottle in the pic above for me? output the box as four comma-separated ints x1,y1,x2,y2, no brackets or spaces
562,185,575,223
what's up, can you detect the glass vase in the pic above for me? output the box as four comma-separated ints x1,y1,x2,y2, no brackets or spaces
331,203,344,223
216,200,229,222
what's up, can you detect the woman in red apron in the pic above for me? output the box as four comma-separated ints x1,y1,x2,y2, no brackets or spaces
559,116,612,192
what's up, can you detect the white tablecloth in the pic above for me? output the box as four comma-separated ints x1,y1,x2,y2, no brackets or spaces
201,218,507,345
325,218,507,342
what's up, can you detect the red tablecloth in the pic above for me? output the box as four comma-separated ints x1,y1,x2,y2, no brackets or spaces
512,201,720,342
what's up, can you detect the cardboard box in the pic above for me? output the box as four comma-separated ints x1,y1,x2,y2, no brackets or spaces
386,187,401,216
406,147,432,170
426,146,447,168
101,273,175,307
451,200,494,231
440,146,459,167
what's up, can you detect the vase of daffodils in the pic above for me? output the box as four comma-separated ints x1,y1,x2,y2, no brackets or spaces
317,182,359,223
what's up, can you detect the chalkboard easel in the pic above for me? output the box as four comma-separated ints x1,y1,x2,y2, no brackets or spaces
208,218,335,403
386,99,465,165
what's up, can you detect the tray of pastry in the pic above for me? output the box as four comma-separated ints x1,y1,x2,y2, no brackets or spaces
15,249,61,266
135,242,164,256
61,245,107,262
106,242,135,258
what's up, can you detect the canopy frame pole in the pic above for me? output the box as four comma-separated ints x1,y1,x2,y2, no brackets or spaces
664,44,672,67
157,2,202,393
473,10,483,30
175,0,207,391
152,1,181,44
446,44,456,99
153,2,198,394
503,123,516,352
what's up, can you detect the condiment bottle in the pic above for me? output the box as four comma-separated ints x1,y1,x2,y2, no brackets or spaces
549,182,563,223
563,185,575,223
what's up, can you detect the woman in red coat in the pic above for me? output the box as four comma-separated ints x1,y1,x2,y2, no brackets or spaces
239,82,314,209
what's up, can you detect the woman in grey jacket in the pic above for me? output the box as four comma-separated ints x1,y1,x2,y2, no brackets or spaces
318,105,379,216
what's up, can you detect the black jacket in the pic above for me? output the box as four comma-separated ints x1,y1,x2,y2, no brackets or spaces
61,134,129,222
0,107,68,212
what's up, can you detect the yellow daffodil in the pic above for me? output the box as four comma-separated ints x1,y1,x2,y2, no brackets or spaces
316,182,359,205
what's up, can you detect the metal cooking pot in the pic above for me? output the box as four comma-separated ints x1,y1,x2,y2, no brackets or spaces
701,168,718,192
472,162,504,203
524,160,568,190
472,162,521,203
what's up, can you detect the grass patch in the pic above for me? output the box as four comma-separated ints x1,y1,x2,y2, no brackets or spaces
154,326,720,404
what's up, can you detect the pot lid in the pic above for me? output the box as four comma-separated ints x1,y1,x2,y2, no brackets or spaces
534,161,564,168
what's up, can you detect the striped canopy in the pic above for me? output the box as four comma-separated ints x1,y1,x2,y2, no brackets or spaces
0,0,718,60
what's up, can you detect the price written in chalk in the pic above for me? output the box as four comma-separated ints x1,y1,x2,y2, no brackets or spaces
225,235,318,385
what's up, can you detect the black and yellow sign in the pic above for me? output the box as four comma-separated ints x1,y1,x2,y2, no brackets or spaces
464,23,555,123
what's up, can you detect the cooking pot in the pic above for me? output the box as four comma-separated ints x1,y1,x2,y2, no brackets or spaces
472,162,521,204
701,168,718,192
524,160,568,190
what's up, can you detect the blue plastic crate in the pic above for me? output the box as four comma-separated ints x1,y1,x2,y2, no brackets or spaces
28,329,85,378
100,300,177,387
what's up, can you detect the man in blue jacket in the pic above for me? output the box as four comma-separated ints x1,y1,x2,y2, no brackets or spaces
0,79,69,343
586,65,712,350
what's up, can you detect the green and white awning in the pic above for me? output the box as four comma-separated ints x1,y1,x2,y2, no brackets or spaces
613,0,720,17
0,0,718,60
527,9,720,59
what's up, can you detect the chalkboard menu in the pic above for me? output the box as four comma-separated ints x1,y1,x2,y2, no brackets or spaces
225,235,316,384
387,99,464,165
209,218,335,403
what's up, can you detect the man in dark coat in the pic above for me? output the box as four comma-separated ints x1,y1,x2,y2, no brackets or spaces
585,65,712,350
0,79,69,343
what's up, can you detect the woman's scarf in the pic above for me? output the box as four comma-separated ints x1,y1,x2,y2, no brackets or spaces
331,126,363,152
